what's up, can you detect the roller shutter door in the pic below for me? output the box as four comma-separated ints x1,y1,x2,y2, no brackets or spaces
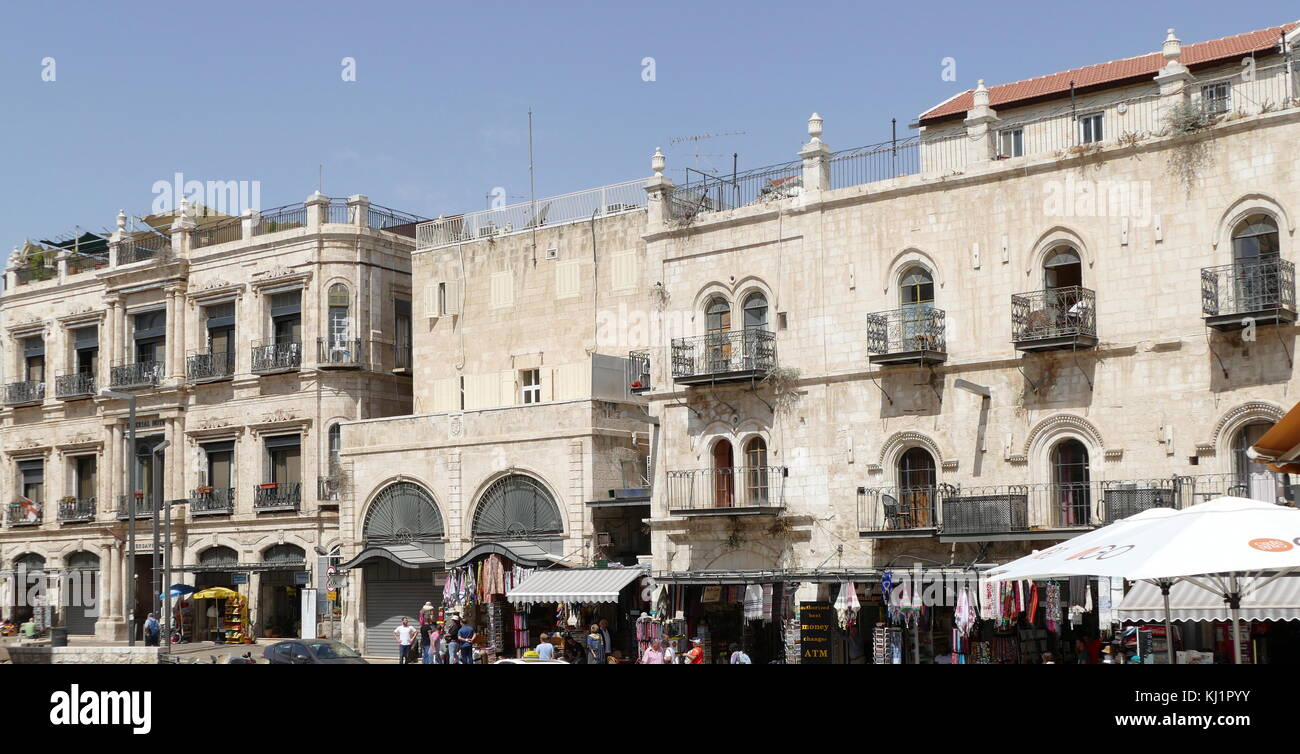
364,582,438,657
65,605,98,635
64,571,99,635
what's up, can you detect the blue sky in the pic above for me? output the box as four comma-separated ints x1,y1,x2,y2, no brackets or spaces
0,0,1295,251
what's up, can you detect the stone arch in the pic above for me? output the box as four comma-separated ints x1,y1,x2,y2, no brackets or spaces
877,431,948,474
698,539,785,571
185,534,247,566
884,248,945,297
1212,193,1294,257
469,471,565,540
1027,226,1094,279
1210,400,1284,458
360,480,446,544
1024,413,1105,483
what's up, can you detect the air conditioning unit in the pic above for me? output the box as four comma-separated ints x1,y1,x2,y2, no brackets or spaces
545,247,558,260
606,203,635,213
477,224,497,238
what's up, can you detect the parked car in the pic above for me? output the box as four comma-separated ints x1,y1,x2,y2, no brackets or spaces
492,657,569,664
263,639,368,664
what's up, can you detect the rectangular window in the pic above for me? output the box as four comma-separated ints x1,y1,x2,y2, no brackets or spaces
555,260,581,299
19,460,44,503
133,311,165,366
135,437,164,505
459,375,465,410
489,271,514,309
74,456,97,501
203,442,235,489
270,291,302,344
1202,82,1231,115
998,128,1024,157
23,337,44,382
73,327,99,375
1079,113,1104,144
521,369,541,404
266,435,301,485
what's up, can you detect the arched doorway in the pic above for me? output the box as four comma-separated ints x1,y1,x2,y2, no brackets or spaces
712,440,735,508
360,482,446,654
744,437,769,506
1231,215,1282,312
897,447,937,528
258,544,305,639
194,546,240,641
1233,421,1278,502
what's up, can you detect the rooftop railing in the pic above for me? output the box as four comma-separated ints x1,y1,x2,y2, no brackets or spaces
367,203,424,237
829,137,921,189
253,203,308,236
118,232,173,264
415,180,645,249
192,216,244,249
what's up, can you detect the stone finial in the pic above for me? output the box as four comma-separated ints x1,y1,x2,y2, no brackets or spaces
1162,28,1181,63
651,147,665,177
116,210,127,233
178,196,190,218
808,112,824,140
973,79,990,108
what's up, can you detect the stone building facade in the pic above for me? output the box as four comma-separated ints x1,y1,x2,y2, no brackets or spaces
0,192,420,642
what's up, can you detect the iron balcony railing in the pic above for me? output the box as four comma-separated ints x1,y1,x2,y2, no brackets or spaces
55,372,96,399
866,307,947,358
317,338,366,368
187,350,235,382
58,498,96,523
857,485,946,533
394,340,413,371
415,180,645,249
829,137,921,189
110,361,163,389
192,216,244,249
367,204,425,237
628,350,651,393
253,203,308,235
6,502,43,526
251,339,302,373
117,494,160,519
67,253,110,275
254,482,301,512
326,199,353,224
118,233,172,264
1201,258,1296,319
4,380,46,406
938,479,1186,535
665,466,786,513
669,160,802,221
1011,286,1097,343
190,487,234,516
671,329,777,382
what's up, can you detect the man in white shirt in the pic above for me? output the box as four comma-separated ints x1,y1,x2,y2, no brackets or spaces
663,640,677,665
394,616,418,665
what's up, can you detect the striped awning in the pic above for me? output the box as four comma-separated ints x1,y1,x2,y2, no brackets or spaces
507,567,646,606
1118,575,1300,622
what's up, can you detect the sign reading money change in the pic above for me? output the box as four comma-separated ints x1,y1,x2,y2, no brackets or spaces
800,602,833,664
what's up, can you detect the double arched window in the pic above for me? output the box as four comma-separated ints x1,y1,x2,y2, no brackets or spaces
708,436,771,508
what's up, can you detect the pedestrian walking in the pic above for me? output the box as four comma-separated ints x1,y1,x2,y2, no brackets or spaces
430,621,445,664
663,639,676,665
535,633,555,660
445,613,462,664
585,624,606,665
456,619,477,665
393,617,418,664
144,613,160,646
685,637,704,665
640,638,666,664
728,643,752,664
419,619,435,664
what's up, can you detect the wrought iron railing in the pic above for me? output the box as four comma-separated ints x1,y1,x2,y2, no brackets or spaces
665,466,786,512
55,372,96,399
4,380,46,405
251,339,302,373
117,494,160,519
1201,258,1296,318
67,253,110,275
110,361,163,389
628,350,651,393
368,204,425,237
58,498,96,522
857,485,945,532
866,307,947,356
254,482,301,511
119,233,172,264
671,329,776,380
190,488,235,515
668,160,802,221
1011,286,1096,342
6,502,43,526
192,216,244,248
326,199,353,224
187,350,235,381
393,340,413,371
415,180,644,249
317,338,366,367
318,475,344,503
829,137,921,189
253,203,308,235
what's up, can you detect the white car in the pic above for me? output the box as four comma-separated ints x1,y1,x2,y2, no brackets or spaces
492,657,569,664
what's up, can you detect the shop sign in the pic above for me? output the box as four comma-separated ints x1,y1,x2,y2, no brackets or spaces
701,586,722,603
800,602,833,664
294,571,309,585
231,573,249,585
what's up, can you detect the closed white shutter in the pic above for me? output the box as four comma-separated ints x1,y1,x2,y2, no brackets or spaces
443,279,463,316
489,272,513,309
500,371,517,406
611,251,638,291
552,362,591,401
431,377,459,411
425,284,440,318
541,367,555,402
555,259,582,299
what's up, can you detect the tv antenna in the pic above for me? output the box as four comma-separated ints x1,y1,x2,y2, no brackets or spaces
668,131,745,174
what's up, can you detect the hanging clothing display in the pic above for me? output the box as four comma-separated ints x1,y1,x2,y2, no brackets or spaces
955,587,975,637
1045,582,1061,635
761,584,774,623
743,584,764,621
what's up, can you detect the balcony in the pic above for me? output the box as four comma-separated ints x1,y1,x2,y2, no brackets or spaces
251,339,302,374
3,380,46,406
15,266,57,285
110,361,163,390
6,501,43,526
627,350,651,394
58,498,96,523
190,487,234,516
665,466,786,516
393,341,413,373
1011,286,1097,351
857,485,945,537
254,482,301,512
936,478,1183,539
671,330,776,385
866,307,947,365
186,351,234,383
55,372,96,400
118,234,173,265
317,338,366,369
318,475,345,505
1201,258,1296,331
117,494,160,520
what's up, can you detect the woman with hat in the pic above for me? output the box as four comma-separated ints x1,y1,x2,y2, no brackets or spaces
685,637,705,665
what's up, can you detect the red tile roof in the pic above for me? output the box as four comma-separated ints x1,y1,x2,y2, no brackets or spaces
919,23,1298,124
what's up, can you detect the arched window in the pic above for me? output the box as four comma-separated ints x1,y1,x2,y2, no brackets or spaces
899,266,934,307
897,448,936,528
327,424,342,471
705,296,731,333
262,544,306,564
704,296,733,372
65,551,100,570
1043,246,1082,290
364,482,445,544
742,292,768,331
744,437,769,505
1051,439,1091,527
1233,422,1276,501
472,474,563,540
327,283,351,349
712,439,734,508
1232,215,1280,261
199,546,238,568
14,553,45,572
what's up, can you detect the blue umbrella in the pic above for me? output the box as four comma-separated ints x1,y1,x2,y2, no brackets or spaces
160,583,195,600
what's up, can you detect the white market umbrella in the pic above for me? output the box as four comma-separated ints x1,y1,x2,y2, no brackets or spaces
986,497,1300,664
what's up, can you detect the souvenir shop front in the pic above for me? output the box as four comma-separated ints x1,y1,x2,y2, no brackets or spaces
650,573,789,664
1117,574,1300,664
505,564,649,662
441,541,566,662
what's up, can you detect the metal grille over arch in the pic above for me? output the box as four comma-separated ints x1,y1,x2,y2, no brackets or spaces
363,482,444,544
199,546,238,568
65,551,100,570
472,474,563,540
263,544,306,564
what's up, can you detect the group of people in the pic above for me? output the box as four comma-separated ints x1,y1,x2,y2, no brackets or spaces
636,638,752,664
393,605,479,664
0,616,41,638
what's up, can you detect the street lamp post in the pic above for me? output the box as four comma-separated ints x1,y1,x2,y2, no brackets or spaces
151,440,171,648
101,389,137,646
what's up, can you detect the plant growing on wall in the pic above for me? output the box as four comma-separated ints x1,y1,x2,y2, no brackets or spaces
766,366,803,414
1162,101,1215,193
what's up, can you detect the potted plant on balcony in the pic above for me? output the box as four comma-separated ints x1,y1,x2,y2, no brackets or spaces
195,486,214,495
59,495,77,504
258,482,278,490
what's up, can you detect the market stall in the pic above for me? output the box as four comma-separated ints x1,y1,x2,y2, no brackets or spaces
505,565,648,662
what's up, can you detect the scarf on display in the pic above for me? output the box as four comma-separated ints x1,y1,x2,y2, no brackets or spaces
955,587,975,637
832,582,859,629
744,585,765,621
762,584,774,623
883,570,899,625
1045,582,1061,635
1028,582,1039,624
